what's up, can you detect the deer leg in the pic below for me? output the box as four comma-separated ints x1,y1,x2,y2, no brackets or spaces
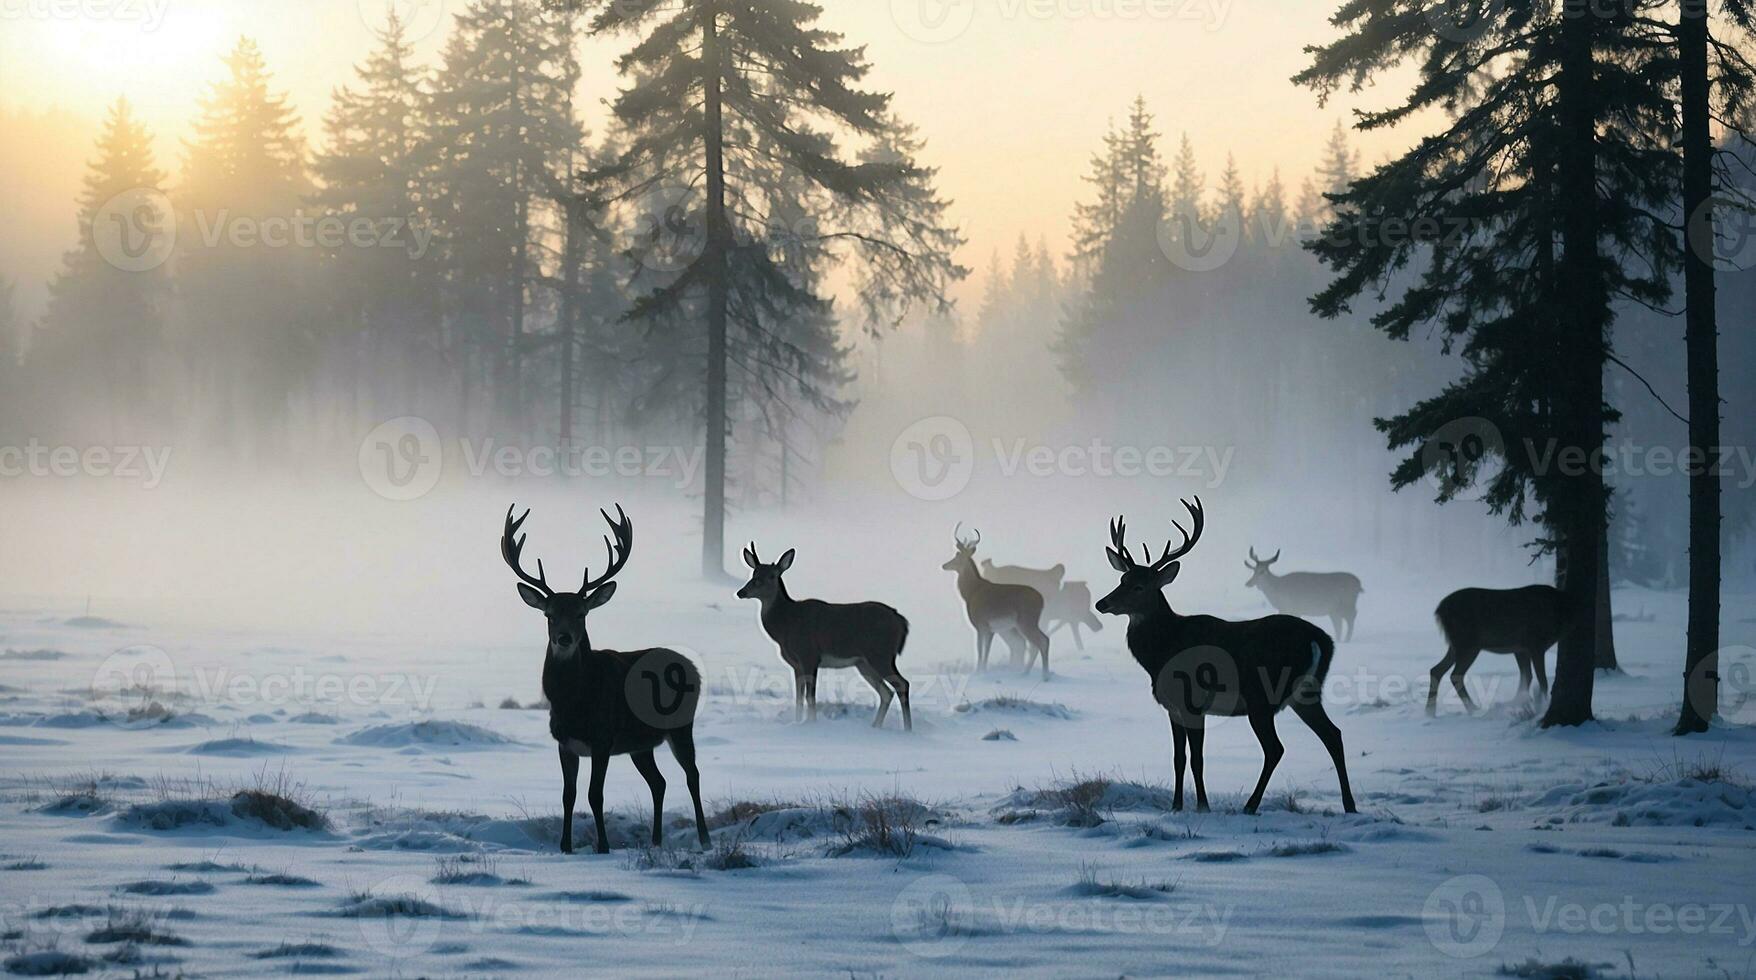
1330,614,1344,642
1243,710,1285,815
557,746,579,855
1070,622,1085,651
629,750,666,847
1169,717,1188,812
1531,647,1551,699
1292,699,1357,814
857,661,893,729
666,728,711,848
1450,647,1482,714
1023,623,1051,680
1185,723,1210,812
1427,647,1459,717
804,666,820,722
587,751,611,854
888,668,913,732
1514,652,1533,700
975,630,994,672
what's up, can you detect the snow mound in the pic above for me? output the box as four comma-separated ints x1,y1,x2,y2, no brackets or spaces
955,697,1075,719
117,791,327,833
1527,777,1752,828
186,737,296,756
336,720,517,748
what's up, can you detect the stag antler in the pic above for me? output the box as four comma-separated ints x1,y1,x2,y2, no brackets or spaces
1154,496,1205,570
580,504,633,593
954,523,982,549
502,505,553,597
1109,515,1138,568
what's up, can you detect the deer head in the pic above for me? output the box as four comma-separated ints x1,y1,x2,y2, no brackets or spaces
941,524,981,572
1096,496,1204,618
1244,547,1281,588
501,504,632,659
736,543,795,602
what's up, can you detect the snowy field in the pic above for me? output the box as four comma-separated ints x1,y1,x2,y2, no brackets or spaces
2,496,1754,978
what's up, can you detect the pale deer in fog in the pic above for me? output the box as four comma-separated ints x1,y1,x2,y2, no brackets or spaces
943,526,1052,678
1428,585,1568,717
1243,548,1364,641
982,559,1104,651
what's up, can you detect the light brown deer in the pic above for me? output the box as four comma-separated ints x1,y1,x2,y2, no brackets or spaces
1428,585,1569,716
981,559,1104,650
1244,548,1364,641
942,526,1051,678
736,544,912,731
502,505,710,855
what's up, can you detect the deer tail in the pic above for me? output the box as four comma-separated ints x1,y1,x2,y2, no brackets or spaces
895,613,910,658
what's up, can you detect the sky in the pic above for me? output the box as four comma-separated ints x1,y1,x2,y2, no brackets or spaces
0,0,1415,308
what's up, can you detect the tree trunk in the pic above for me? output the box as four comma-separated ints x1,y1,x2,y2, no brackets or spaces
1542,0,1605,728
1675,0,1720,734
559,197,581,448
1595,518,1620,671
700,2,730,581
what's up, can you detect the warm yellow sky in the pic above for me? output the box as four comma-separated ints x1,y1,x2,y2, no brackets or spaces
0,0,1412,304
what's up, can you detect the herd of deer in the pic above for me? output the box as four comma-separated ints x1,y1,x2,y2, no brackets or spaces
501,499,1569,853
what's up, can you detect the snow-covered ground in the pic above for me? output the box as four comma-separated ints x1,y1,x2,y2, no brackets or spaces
2,568,1753,977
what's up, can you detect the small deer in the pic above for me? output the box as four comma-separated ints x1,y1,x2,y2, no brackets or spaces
943,526,1051,678
1429,585,1568,716
502,505,710,855
736,544,912,731
981,559,1104,650
1243,548,1364,641
1097,499,1356,815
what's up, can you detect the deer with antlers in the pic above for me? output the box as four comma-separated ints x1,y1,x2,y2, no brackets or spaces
1097,498,1357,815
502,505,710,855
737,544,912,731
1243,548,1365,642
942,526,1052,678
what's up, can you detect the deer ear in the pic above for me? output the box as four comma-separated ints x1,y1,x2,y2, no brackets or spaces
777,549,795,572
583,581,617,610
516,584,548,610
1106,548,1130,573
1156,562,1182,587
743,547,758,569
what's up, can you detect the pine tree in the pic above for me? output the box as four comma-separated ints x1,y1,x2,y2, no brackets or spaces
423,0,583,431
1315,120,1357,200
1252,167,1288,247
179,38,311,452
32,97,171,440
1070,118,1129,276
1673,0,1756,732
585,0,965,579
1168,133,1203,222
312,10,434,414
1298,0,1680,726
